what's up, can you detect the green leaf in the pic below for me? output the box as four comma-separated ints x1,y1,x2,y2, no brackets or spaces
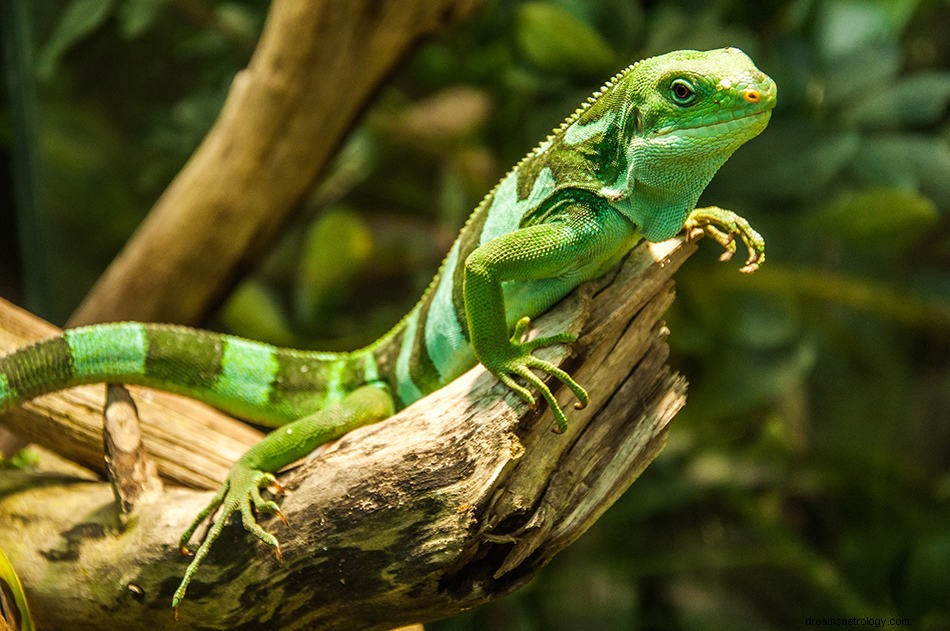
688,341,817,422
117,0,164,39
219,280,296,347
37,0,116,79
816,0,918,61
808,187,939,250
294,208,373,329
848,135,950,208
846,72,950,129
516,2,616,76
902,533,950,620
821,44,901,108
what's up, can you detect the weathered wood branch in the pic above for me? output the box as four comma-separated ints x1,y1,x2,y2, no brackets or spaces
0,237,697,630
68,0,483,327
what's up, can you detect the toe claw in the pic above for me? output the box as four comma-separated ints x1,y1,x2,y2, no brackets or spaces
687,206,765,273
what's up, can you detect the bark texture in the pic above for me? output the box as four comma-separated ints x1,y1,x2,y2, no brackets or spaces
0,237,695,630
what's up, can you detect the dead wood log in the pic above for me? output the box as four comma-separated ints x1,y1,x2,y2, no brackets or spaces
0,237,695,630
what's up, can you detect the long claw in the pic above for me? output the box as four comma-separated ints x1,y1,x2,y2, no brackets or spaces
274,506,289,527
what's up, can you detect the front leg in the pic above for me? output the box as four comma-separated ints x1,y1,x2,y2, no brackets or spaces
685,205,766,273
172,383,394,617
464,203,630,433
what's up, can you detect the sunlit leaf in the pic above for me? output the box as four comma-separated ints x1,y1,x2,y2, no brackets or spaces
219,280,296,347
117,0,164,39
0,548,34,631
516,2,616,76
36,0,116,78
294,208,373,329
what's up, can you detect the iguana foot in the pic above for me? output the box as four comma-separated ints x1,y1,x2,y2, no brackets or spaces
486,316,589,434
172,463,285,618
685,206,765,273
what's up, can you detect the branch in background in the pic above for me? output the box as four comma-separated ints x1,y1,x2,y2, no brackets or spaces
68,0,483,327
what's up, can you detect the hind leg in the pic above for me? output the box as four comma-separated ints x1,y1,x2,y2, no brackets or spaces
172,383,394,616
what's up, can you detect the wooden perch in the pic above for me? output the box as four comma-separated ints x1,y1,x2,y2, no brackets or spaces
0,236,695,630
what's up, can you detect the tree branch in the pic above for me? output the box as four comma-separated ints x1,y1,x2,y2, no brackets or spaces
68,0,483,327
0,236,696,630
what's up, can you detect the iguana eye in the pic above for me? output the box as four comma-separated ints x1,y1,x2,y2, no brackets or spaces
670,79,697,106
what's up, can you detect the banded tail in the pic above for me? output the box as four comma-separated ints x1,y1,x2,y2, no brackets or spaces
0,323,389,426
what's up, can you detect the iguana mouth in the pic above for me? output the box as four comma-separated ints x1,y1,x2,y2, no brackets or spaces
653,108,772,138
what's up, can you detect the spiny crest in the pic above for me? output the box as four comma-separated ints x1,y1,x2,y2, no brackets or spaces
546,61,639,146
457,59,644,237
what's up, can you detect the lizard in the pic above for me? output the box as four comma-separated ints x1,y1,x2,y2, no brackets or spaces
0,47,776,615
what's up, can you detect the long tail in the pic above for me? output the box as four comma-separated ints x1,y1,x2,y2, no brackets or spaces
0,323,383,426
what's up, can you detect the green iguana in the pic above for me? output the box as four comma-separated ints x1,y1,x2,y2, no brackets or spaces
0,48,776,615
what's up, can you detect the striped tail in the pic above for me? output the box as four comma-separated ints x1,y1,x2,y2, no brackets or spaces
0,323,382,426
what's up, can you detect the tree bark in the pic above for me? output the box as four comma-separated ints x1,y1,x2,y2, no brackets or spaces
68,0,483,327
0,236,695,630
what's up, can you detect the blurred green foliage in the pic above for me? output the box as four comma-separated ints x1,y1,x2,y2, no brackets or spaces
1,0,948,629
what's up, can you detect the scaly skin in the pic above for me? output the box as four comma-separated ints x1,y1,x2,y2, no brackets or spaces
0,48,776,614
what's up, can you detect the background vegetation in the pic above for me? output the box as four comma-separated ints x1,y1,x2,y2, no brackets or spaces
1,0,947,629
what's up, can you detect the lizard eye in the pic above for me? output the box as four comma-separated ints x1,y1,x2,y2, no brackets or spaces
670,79,697,106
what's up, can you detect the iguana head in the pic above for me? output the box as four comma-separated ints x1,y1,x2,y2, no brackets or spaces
607,47,777,240
628,47,776,158
628,48,777,161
